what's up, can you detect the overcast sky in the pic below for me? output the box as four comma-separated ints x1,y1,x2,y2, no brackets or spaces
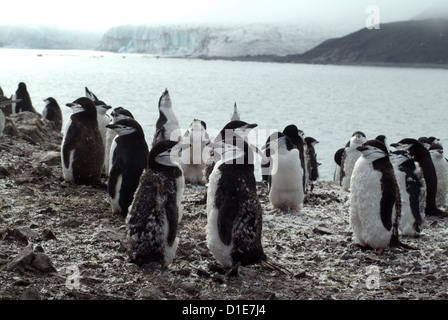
0,0,443,31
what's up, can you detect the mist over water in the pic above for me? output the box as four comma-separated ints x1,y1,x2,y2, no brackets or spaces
1,49,447,181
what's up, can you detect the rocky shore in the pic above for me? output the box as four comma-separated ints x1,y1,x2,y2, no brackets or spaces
1,112,448,300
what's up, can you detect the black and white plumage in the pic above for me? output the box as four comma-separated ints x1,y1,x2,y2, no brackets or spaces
0,108,5,138
152,89,182,147
282,125,307,193
204,120,258,183
333,147,345,182
85,87,112,153
230,102,240,121
42,97,63,132
104,107,135,174
350,140,401,253
107,118,149,217
429,143,448,208
391,138,446,216
126,140,186,267
390,150,426,236
260,131,281,187
266,133,304,211
304,136,319,182
61,97,105,186
340,131,367,192
12,82,36,114
375,135,390,152
180,119,210,185
206,136,266,268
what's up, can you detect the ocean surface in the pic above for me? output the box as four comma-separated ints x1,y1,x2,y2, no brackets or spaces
1,48,447,181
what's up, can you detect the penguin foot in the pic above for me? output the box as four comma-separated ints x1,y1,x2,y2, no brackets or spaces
427,208,448,217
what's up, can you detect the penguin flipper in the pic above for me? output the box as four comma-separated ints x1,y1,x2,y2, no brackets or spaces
215,177,239,246
62,122,81,168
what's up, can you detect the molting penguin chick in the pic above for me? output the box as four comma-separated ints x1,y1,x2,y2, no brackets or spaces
304,136,319,182
230,102,240,121
204,120,258,183
390,150,426,237
104,107,135,174
340,131,367,191
13,82,36,114
391,138,446,216
126,140,186,267
180,119,210,185
282,125,307,193
42,97,63,132
206,136,266,268
429,143,448,208
349,140,401,254
152,89,182,147
107,118,149,217
61,97,105,186
267,133,304,211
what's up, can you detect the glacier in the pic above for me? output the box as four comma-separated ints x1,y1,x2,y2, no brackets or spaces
98,23,345,58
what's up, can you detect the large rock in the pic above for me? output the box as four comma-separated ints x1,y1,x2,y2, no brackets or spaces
6,246,57,274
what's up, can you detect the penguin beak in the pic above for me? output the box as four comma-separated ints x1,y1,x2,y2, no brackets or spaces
106,123,118,129
390,143,400,148
66,103,76,108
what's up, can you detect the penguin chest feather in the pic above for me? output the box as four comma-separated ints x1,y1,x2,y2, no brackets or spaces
350,158,398,249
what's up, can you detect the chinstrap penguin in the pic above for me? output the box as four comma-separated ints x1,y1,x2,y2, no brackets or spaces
429,143,448,208
61,97,105,186
349,140,401,254
85,87,111,157
152,89,182,147
107,118,149,217
206,136,266,268
104,107,135,174
304,136,319,182
42,97,63,132
266,133,304,211
126,140,187,267
180,119,210,185
12,82,37,114
282,125,307,193
391,138,447,217
390,150,426,236
340,131,367,192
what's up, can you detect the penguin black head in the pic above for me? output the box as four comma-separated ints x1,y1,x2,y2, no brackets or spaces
192,118,207,131
305,136,319,147
391,138,428,159
158,89,171,109
356,140,389,159
283,124,304,147
267,133,297,154
44,97,58,107
148,140,189,170
211,136,255,166
17,82,27,91
418,137,433,149
215,120,257,142
106,118,144,138
66,97,98,120
111,107,134,121
429,143,444,158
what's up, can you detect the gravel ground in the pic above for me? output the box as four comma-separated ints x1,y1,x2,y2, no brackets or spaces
1,112,448,301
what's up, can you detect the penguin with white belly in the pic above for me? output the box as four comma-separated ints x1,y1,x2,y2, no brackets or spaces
12,82,37,114
340,131,367,192
349,140,401,254
152,89,182,147
61,97,105,186
429,143,448,208
266,133,304,211
282,125,307,193
206,136,266,268
126,140,187,267
390,150,426,237
180,119,210,185
107,118,149,217
104,107,135,174
391,138,447,217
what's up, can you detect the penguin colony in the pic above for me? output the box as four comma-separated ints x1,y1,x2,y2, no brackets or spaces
1,81,447,270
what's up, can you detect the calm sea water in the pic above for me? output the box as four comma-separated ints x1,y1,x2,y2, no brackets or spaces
1,48,447,181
